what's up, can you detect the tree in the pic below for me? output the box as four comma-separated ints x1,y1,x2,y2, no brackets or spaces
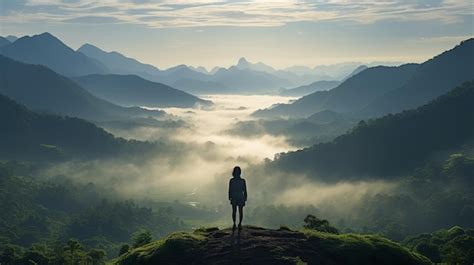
414,243,441,263
132,230,152,248
303,215,339,234
63,239,83,265
21,249,50,265
118,244,130,256
441,235,474,265
0,245,20,265
87,249,106,265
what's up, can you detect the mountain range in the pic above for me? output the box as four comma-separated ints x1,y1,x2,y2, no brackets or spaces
279,66,369,97
74,74,212,108
77,43,160,76
0,93,155,161
1,32,379,96
78,43,298,93
360,38,474,117
282,62,394,80
254,39,474,119
279,80,340,97
0,55,164,121
0,33,108,77
272,81,474,180
255,64,418,118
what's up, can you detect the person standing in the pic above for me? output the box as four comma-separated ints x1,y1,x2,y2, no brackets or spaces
228,166,247,230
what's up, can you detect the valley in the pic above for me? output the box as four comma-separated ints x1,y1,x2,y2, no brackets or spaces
0,27,473,264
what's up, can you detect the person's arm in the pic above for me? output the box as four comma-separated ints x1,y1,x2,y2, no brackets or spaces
228,179,232,201
243,179,247,201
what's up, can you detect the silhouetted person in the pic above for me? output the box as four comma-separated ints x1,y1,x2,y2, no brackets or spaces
228,166,247,230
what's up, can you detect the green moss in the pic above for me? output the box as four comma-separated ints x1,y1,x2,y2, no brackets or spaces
114,227,432,265
114,232,205,265
303,229,432,265
194,227,219,234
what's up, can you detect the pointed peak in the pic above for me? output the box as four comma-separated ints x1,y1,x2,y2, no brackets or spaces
80,43,98,49
237,57,249,65
36,32,57,40
78,43,101,51
25,32,65,46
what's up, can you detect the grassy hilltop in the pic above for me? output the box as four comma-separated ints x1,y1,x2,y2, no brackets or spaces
113,226,431,265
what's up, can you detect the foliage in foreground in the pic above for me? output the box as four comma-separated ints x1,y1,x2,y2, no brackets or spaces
0,161,185,263
403,226,474,265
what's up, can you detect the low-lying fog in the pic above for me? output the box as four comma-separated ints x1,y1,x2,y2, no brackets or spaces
162,94,297,160
43,94,395,227
45,95,298,201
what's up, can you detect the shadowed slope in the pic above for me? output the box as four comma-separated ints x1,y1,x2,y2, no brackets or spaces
0,55,164,121
254,64,418,118
74,74,212,108
273,81,474,179
0,94,155,161
362,38,474,117
0,32,107,77
78,43,159,76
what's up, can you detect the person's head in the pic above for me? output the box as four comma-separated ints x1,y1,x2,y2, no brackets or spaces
232,166,241,178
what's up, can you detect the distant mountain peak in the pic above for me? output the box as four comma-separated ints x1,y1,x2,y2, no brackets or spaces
5,35,18,42
79,43,133,61
79,43,118,56
78,43,161,75
79,43,99,50
234,57,277,75
238,57,249,65
38,32,55,38
167,64,189,71
33,32,63,43
189,65,209,74
21,32,68,48
1,32,109,77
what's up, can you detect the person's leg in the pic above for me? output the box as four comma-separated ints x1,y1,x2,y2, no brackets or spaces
238,205,244,227
232,205,237,228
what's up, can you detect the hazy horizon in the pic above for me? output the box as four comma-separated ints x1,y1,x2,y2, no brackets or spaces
1,1,474,264
1,0,473,69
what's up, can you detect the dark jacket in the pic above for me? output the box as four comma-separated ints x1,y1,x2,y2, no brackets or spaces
228,177,247,202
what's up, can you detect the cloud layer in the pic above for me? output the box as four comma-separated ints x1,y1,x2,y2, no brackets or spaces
1,0,472,28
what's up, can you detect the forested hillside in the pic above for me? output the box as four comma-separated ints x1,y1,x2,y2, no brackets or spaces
273,81,474,179
0,162,185,262
0,56,164,121
0,95,156,161
403,226,474,264
362,38,474,117
254,64,418,118
254,39,474,119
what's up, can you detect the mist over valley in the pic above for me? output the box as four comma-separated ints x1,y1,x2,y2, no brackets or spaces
1,3,473,263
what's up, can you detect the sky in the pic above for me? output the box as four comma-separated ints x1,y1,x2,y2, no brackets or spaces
0,0,473,69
